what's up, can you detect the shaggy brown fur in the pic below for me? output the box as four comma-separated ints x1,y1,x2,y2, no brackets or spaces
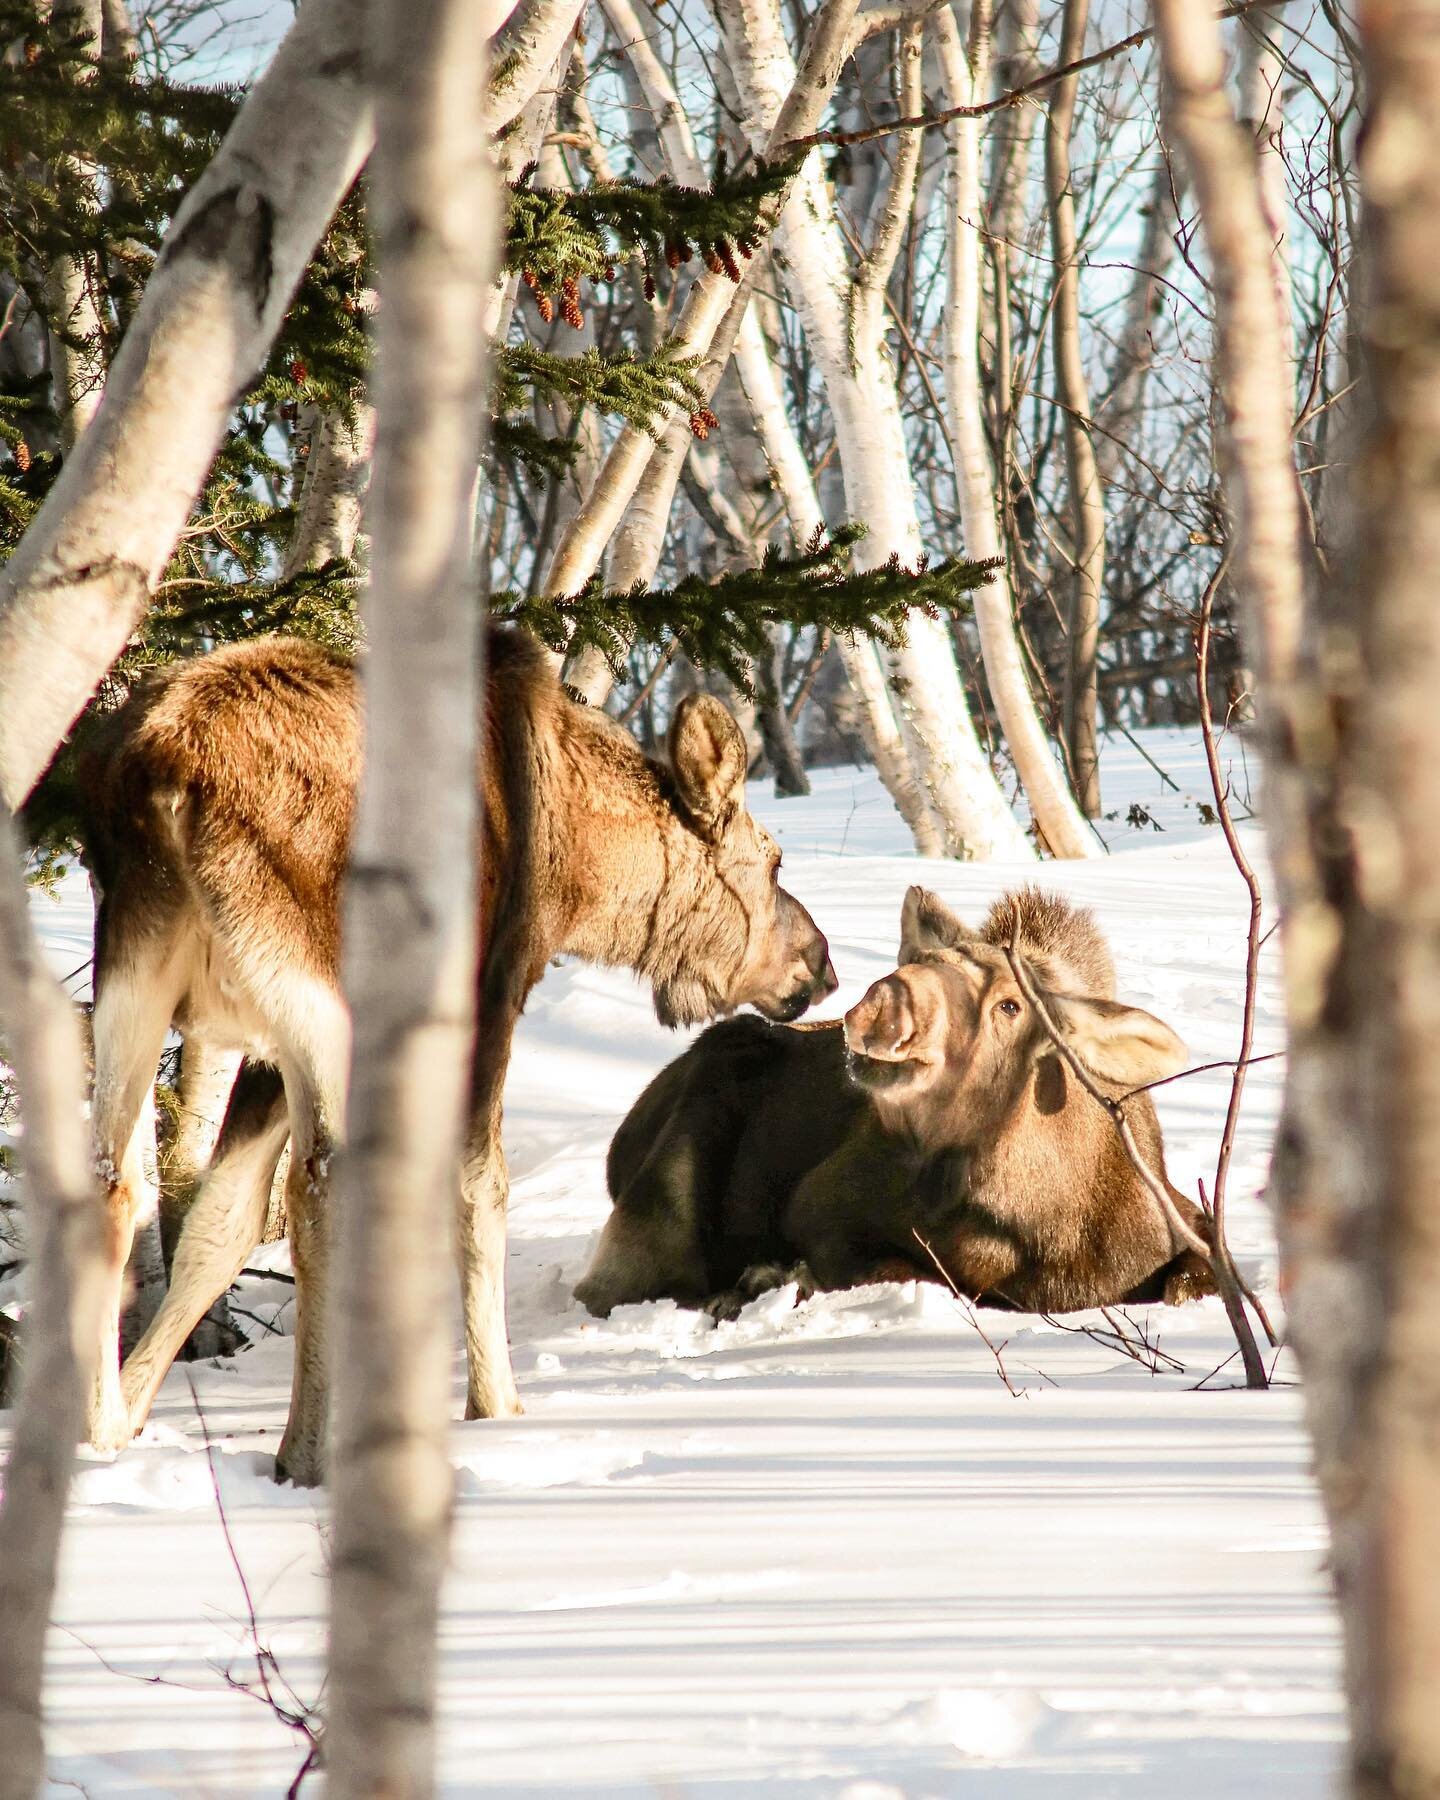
576,886,1215,1318
81,627,836,1483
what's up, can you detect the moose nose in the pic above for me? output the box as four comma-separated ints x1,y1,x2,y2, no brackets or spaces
845,976,914,1060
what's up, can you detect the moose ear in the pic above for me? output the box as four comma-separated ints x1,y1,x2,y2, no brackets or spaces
668,693,748,838
899,886,973,962
1047,993,1188,1087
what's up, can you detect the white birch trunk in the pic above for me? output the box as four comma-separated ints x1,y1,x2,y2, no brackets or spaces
0,0,374,811
580,0,931,842
0,815,109,1800
323,0,496,1789
47,0,108,453
935,6,1097,860
713,0,1031,859
540,0,864,598
1154,0,1387,1774
282,402,376,578
0,0,558,813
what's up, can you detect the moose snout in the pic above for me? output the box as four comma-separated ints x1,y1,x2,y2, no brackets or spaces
813,947,839,1002
772,936,838,1021
845,975,915,1061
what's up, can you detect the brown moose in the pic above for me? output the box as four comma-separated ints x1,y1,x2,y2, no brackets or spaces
81,627,836,1484
575,886,1215,1318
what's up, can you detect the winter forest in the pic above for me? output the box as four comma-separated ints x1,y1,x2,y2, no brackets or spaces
0,0,1433,1794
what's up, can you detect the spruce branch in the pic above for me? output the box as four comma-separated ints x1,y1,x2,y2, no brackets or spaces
498,528,1003,693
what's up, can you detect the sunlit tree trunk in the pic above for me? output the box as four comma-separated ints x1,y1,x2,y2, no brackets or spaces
1044,0,1105,818
0,815,109,1800
324,0,496,1790
1157,4,1440,1789
936,2,1097,859
0,0,374,811
0,0,564,814
713,0,1032,859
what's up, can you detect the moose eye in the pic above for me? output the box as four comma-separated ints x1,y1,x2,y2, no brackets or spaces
997,998,1022,1019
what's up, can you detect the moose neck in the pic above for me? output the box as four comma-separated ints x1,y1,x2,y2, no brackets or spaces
555,711,726,992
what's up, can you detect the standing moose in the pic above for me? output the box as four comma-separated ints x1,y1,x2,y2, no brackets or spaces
81,627,836,1484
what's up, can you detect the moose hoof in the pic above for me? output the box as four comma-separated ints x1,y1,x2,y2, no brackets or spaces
86,1403,135,1456
464,1388,524,1422
1162,1252,1217,1306
273,1437,325,1489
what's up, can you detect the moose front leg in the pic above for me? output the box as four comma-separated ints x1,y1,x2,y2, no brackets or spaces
458,1020,522,1421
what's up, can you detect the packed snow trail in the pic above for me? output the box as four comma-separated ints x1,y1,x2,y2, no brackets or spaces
8,728,1341,1795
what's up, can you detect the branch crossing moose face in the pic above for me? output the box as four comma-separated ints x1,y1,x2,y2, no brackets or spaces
844,885,1188,1139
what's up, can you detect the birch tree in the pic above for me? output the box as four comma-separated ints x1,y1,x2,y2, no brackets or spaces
46,0,109,453
711,0,1033,859
324,0,496,1791
1155,2,1440,1787
0,0,578,815
572,0,938,844
0,0,373,811
1044,0,1105,818
935,1,1097,860
0,816,108,1800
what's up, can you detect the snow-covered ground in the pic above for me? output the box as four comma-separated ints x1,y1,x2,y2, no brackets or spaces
9,727,1341,1797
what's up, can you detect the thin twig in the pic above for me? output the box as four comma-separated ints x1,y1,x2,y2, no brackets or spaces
786,0,1292,153
184,1372,321,1746
999,928,1271,1387
1121,1048,1285,1101
1195,581,1281,1368
913,1231,1024,1398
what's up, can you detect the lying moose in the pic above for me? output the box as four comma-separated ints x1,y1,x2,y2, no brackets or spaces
575,885,1216,1318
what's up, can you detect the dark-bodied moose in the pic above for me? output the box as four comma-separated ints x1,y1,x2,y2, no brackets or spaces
81,627,836,1484
575,886,1215,1319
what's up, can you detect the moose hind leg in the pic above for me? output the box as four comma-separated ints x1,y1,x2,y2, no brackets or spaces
88,946,183,1450
121,1063,290,1435
459,1119,521,1421
272,989,350,1487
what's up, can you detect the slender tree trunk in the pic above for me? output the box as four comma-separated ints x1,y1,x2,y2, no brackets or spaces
541,0,866,607
985,0,1041,455
581,0,932,833
282,403,376,578
0,0,372,811
713,0,1031,859
47,0,108,453
1045,0,1105,818
324,0,496,1791
1238,3,1296,401
0,0,560,813
1093,157,1184,484
1152,5,1440,1791
936,3,1097,860
0,814,109,1800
